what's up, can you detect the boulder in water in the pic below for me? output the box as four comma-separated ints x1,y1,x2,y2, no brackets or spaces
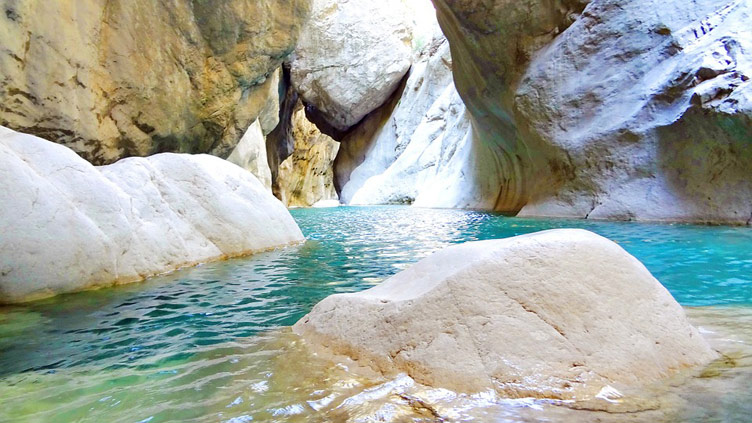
294,229,717,399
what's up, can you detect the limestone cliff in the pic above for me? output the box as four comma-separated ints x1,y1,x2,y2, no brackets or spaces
0,0,310,164
290,0,413,132
276,103,339,207
335,35,502,208
434,0,752,224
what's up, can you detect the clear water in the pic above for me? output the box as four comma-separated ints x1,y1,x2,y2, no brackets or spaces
0,206,751,422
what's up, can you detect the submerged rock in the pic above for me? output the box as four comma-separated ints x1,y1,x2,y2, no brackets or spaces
0,126,304,304
290,0,413,131
294,229,717,400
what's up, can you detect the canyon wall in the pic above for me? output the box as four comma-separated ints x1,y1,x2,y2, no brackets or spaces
276,102,339,207
433,0,752,224
0,0,310,164
335,35,504,208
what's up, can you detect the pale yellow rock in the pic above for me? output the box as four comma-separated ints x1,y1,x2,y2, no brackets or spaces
276,104,339,207
433,0,752,224
0,0,310,164
294,229,717,400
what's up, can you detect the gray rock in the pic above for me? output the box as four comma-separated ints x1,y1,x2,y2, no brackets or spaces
295,229,717,400
291,0,413,131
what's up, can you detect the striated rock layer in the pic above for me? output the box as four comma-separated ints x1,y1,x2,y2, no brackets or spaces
0,126,304,304
0,0,310,164
294,229,717,400
434,0,752,224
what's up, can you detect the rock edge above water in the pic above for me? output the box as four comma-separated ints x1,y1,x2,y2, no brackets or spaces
294,229,717,400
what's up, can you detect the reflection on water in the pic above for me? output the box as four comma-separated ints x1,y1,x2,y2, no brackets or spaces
0,206,751,422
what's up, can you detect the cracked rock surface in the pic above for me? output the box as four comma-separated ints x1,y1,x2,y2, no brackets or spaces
0,126,304,304
294,229,717,401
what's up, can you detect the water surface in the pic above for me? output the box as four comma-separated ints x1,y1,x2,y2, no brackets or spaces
1,206,750,422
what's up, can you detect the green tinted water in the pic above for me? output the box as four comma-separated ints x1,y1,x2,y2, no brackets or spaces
0,206,750,422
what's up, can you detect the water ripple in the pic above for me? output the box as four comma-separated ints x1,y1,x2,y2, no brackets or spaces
0,206,750,422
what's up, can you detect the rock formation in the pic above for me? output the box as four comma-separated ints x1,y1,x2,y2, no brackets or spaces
276,103,340,207
0,126,304,304
0,0,310,164
335,33,504,208
290,0,413,131
433,0,752,224
227,120,274,190
294,229,717,400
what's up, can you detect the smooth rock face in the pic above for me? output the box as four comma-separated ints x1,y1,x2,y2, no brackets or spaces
276,104,340,207
434,0,752,224
0,126,304,303
227,120,274,191
294,229,717,399
290,0,413,131
335,34,504,208
515,0,752,223
0,0,310,164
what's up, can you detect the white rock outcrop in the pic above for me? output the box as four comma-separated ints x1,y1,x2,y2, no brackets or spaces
335,34,505,208
514,0,752,223
294,229,717,399
0,126,304,303
432,0,752,224
290,0,413,131
227,119,274,191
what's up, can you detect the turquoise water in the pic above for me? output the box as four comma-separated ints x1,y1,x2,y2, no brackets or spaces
0,206,751,422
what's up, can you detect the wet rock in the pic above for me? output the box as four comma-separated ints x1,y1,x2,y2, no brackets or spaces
295,229,717,400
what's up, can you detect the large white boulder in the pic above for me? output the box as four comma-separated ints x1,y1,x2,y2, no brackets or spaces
290,0,413,131
294,229,717,400
0,126,304,303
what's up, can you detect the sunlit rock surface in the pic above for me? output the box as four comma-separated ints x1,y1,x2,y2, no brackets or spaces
276,103,340,207
295,229,717,400
290,0,413,131
0,126,304,303
434,0,752,224
227,120,274,191
335,32,505,208
0,0,310,164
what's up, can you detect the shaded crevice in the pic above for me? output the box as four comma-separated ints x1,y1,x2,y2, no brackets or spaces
266,63,299,198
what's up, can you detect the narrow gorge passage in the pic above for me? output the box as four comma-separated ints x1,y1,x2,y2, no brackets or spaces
1,0,751,422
